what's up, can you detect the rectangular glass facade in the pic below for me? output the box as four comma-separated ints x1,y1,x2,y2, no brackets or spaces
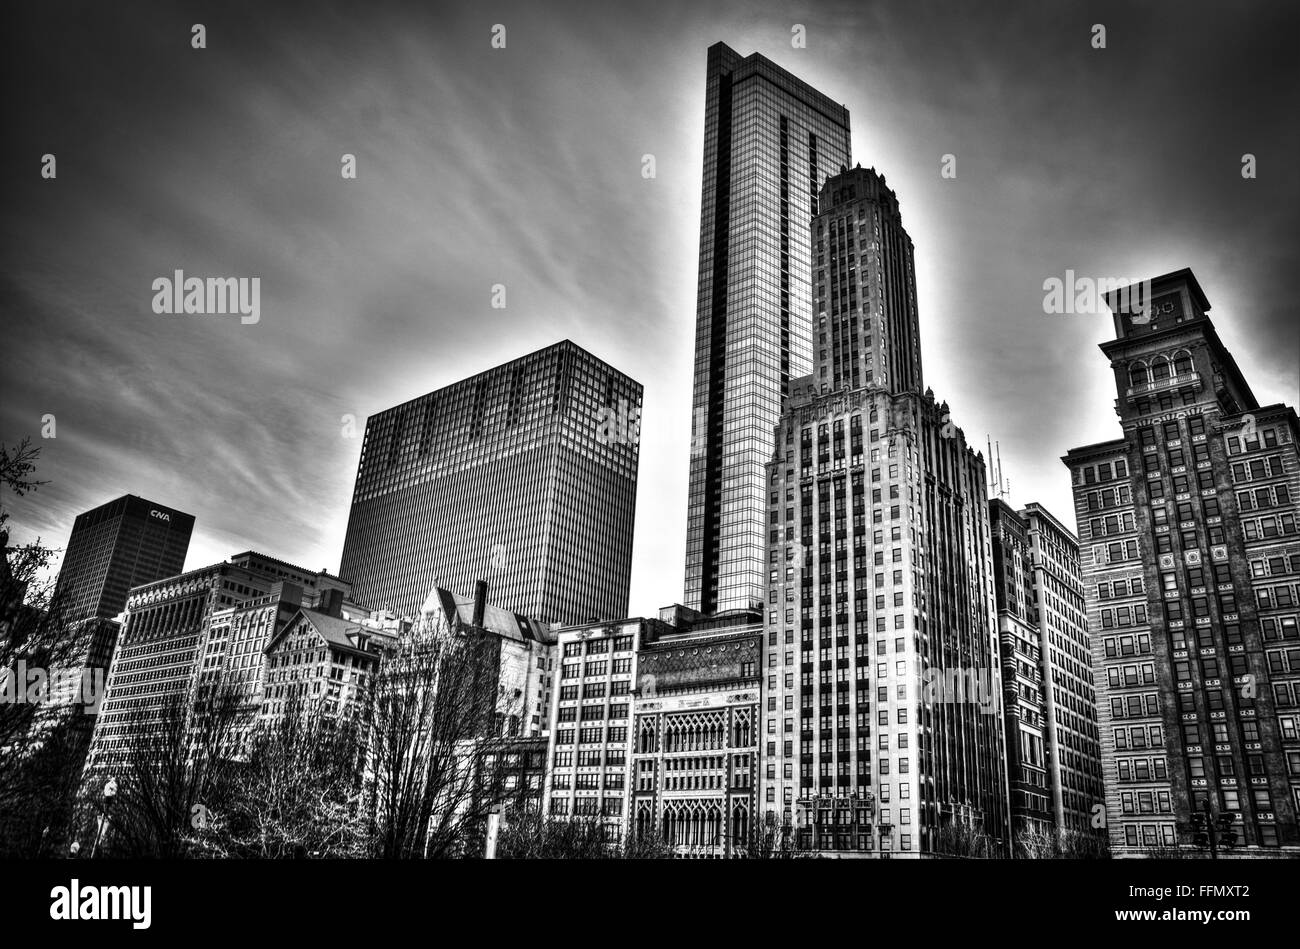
339,340,641,625
685,43,851,615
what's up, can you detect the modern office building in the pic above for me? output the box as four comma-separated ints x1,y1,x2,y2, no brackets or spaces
339,340,641,626
990,499,1104,849
629,608,762,857
53,495,194,621
1064,267,1300,856
759,165,1009,857
684,42,852,616
84,553,351,775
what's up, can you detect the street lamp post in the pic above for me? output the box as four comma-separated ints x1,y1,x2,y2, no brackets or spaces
88,777,117,858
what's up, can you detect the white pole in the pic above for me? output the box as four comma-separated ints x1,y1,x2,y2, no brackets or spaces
485,810,501,859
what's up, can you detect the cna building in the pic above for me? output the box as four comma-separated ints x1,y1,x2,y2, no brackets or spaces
54,495,194,622
1064,268,1300,856
339,340,641,625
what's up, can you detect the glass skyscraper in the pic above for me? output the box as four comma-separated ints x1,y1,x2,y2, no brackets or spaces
684,43,851,615
339,340,641,625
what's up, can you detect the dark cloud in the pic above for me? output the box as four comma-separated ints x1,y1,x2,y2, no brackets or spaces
3,0,1296,614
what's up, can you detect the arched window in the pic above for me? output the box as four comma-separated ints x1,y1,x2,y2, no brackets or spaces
1173,351,1193,376
1128,363,1148,387
1150,357,1170,381
732,803,749,846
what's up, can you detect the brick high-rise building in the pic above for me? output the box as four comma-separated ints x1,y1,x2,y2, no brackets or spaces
1064,267,1300,856
684,43,851,616
1020,503,1105,840
54,495,193,622
760,166,1008,857
339,340,641,625
990,499,1104,849
989,499,1053,837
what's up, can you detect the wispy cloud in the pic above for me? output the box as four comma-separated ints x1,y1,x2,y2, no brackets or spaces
3,0,1296,614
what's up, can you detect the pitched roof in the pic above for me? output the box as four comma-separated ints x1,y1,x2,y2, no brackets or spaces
265,608,394,659
433,588,554,646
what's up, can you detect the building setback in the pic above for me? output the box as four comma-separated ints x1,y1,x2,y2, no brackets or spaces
1064,268,1300,856
54,495,194,622
684,42,851,616
760,166,1009,857
339,340,641,626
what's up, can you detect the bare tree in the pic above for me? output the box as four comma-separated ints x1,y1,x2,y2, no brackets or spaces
498,810,674,859
496,810,612,859
1141,840,1190,859
91,676,247,858
186,698,370,859
0,440,88,857
932,819,1005,858
1014,824,1110,859
361,622,525,858
744,819,813,859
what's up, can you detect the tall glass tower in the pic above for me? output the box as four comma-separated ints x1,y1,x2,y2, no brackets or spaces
684,43,851,615
339,340,641,625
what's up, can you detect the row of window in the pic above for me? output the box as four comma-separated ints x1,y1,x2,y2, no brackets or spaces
560,659,633,678
554,726,628,745
561,635,634,657
557,703,629,722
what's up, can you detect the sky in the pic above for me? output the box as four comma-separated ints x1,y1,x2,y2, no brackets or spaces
2,0,1297,618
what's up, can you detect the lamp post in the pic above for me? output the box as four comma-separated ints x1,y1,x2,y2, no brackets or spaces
89,777,117,858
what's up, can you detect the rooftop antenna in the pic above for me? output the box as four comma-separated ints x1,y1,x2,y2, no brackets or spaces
986,436,995,496
989,440,1010,501
996,441,1003,495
